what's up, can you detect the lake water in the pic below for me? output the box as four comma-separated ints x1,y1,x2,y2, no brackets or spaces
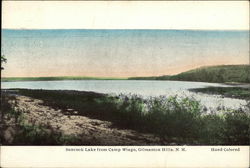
2,80,247,111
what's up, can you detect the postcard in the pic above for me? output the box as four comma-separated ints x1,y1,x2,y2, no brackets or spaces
1,1,249,167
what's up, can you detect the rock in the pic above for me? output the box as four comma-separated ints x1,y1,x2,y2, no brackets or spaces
3,127,16,144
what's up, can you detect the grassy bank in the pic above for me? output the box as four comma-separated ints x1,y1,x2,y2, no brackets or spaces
1,76,128,82
190,87,250,100
129,65,250,83
3,89,249,145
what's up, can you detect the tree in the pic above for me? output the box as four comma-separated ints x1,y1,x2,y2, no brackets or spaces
1,55,7,70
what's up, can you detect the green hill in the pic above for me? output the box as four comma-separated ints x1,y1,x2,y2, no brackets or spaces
130,65,250,83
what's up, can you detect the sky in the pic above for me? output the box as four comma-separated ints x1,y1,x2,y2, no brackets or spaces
1,1,250,78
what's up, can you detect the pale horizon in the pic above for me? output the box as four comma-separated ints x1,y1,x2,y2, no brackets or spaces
2,64,249,79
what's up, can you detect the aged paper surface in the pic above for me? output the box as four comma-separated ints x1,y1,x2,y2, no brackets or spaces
1,1,249,167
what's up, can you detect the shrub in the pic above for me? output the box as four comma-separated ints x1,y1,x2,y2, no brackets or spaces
223,110,250,145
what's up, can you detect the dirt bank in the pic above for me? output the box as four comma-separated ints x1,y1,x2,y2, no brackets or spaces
3,94,168,145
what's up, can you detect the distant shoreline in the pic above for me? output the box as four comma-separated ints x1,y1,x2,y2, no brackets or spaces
1,76,128,82
2,65,250,83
